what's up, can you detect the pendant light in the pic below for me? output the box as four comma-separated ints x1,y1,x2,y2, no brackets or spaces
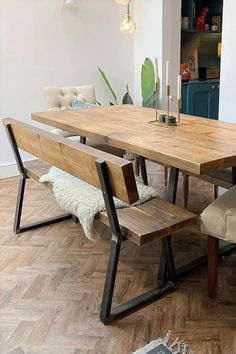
120,2,136,34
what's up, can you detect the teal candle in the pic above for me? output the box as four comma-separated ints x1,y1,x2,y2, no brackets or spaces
159,115,166,123
166,116,177,125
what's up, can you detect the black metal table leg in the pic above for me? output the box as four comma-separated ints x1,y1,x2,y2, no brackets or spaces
139,156,148,185
80,136,86,144
158,167,179,284
166,167,179,204
232,166,236,185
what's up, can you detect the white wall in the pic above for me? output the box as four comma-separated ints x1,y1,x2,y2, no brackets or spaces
134,0,235,123
134,0,163,105
0,0,134,177
134,0,181,111
162,0,181,111
219,0,236,122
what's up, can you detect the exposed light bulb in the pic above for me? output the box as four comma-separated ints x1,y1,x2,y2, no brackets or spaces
114,0,130,4
64,0,75,7
120,14,136,34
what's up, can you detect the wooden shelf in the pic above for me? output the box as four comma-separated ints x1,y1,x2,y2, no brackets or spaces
182,29,222,35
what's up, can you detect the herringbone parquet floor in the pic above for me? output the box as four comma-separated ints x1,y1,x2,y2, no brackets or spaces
0,163,235,354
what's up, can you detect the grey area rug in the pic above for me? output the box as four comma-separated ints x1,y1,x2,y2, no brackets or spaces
132,331,194,354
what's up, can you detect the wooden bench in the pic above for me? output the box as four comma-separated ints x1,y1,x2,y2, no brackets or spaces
3,118,197,324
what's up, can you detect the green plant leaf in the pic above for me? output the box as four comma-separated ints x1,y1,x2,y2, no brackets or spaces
122,84,134,105
143,92,157,108
141,58,155,106
98,66,118,105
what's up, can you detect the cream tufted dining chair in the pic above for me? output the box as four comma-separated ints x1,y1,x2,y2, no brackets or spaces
43,86,125,156
200,185,236,298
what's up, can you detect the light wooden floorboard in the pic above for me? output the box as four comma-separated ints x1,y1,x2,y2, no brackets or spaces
0,162,235,354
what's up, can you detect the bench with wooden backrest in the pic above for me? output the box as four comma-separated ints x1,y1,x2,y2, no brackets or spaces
3,118,197,324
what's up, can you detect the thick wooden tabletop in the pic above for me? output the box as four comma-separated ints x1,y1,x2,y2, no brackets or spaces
32,105,236,175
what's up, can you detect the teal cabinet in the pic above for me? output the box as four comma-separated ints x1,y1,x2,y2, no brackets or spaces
181,80,219,119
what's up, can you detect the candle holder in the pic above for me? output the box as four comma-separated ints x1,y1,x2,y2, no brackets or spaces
177,98,181,124
148,85,181,128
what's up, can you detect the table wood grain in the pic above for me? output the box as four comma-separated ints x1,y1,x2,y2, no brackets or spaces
32,105,236,175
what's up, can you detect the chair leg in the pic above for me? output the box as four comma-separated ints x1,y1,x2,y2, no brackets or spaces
208,235,219,298
213,185,219,199
164,167,168,187
182,173,189,209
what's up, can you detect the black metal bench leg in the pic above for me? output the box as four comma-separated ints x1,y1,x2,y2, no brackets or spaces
100,235,121,325
14,175,27,234
4,122,73,235
14,175,72,235
96,159,175,325
100,235,175,325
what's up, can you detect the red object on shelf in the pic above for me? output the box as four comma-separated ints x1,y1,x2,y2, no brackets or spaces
180,64,191,81
195,7,209,30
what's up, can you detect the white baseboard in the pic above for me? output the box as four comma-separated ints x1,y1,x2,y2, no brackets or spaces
0,158,37,180
0,163,19,179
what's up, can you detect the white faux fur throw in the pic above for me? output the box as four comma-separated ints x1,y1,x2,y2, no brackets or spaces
40,167,159,241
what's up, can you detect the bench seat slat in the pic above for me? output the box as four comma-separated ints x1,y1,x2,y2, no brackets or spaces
24,160,51,182
24,160,198,246
98,200,197,245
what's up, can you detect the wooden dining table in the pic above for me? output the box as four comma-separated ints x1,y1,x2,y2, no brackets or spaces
32,104,236,284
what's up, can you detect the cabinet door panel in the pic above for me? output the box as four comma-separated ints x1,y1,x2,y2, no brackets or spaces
181,82,219,119
212,85,219,119
188,84,212,118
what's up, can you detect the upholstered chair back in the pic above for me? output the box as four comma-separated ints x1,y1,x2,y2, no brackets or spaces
43,85,96,111
42,85,125,157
